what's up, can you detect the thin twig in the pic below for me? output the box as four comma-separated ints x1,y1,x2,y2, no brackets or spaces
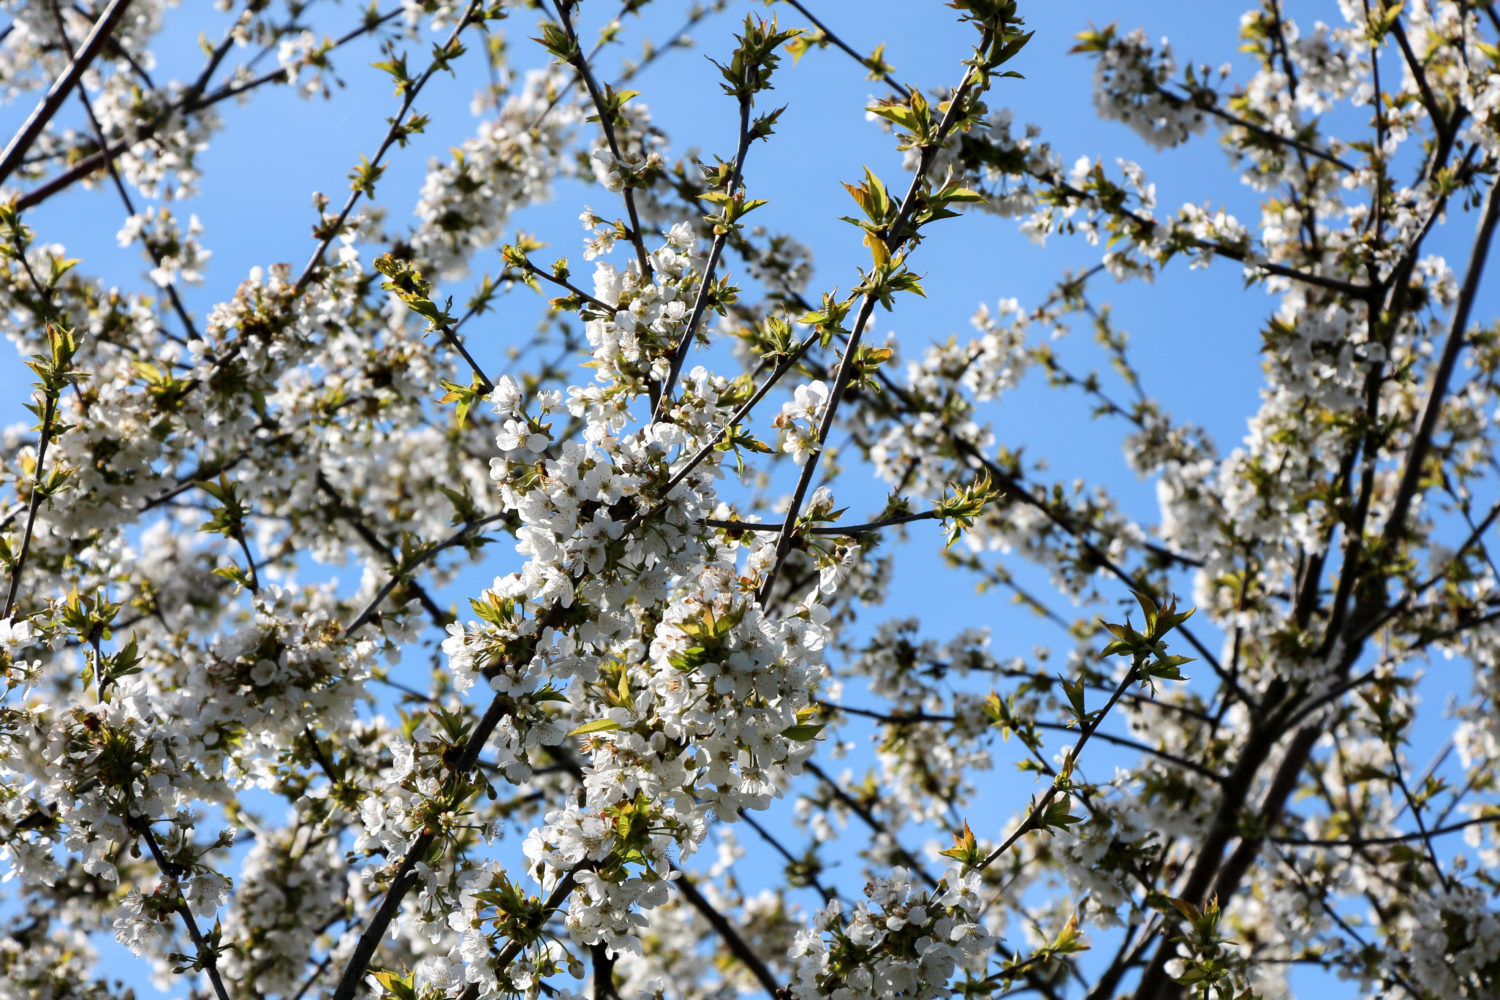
657,91,754,409
625,331,824,524
779,0,910,99
978,661,1142,870
343,512,510,636
514,257,616,313
550,0,653,283
16,7,404,211
701,509,941,536
757,28,997,605
293,2,485,294
328,695,554,1000
674,870,781,998
135,821,234,1000
1378,176,1500,547
2,251,69,621
1389,18,1448,142
1165,80,1355,172
48,0,203,342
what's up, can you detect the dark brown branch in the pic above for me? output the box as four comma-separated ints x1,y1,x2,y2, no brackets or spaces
1389,18,1449,142
0,0,134,185
343,512,510,636
822,698,1227,783
15,8,404,211
978,661,1142,871
314,472,450,627
658,91,754,410
702,509,941,536
1267,844,1425,997
435,320,493,393
328,694,551,1000
674,869,781,998
804,760,939,889
549,0,653,283
780,0,910,99
134,821,234,1000
1163,80,1355,173
1379,176,1500,546
1127,680,1328,1000
515,257,617,313
48,0,202,343
951,439,1239,696
2,250,69,621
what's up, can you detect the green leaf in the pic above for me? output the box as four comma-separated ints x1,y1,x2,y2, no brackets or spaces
569,718,623,736
370,969,418,1000
1132,590,1159,635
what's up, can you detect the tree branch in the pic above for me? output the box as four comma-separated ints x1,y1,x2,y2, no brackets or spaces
0,0,135,185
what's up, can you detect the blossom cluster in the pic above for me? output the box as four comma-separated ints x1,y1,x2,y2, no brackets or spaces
2,3,1500,1000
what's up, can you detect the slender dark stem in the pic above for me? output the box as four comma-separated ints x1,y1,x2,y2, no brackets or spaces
2,250,69,622
1273,814,1500,849
1268,843,1426,997
1164,80,1355,172
675,870,781,998
315,472,449,626
804,760,939,889
135,822,234,1000
329,695,528,1000
343,512,510,636
1389,18,1448,142
288,953,334,1000
140,434,279,512
822,698,1226,782
232,529,261,594
436,321,493,393
657,93,754,410
293,2,484,294
2,393,55,621
1363,0,1388,247
1388,753,1453,892
625,331,823,522
1041,172,1374,299
302,725,340,786
736,810,834,900
978,661,1141,870
1197,237,1373,298
515,257,616,313
702,508,940,536
550,0,653,283
757,32,994,604
804,11,1371,302
779,0,910,99
950,438,1239,696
